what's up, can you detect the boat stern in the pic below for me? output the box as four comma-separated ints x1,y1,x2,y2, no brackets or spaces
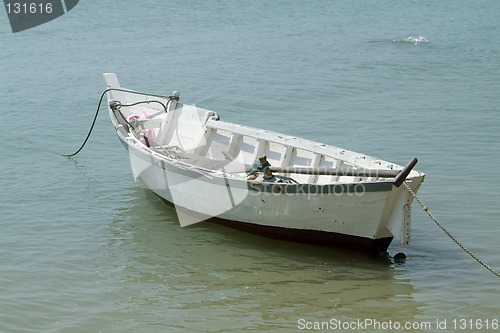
381,174,425,246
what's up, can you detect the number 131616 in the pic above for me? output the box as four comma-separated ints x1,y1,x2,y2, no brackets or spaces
452,319,498,330
6,2,53,14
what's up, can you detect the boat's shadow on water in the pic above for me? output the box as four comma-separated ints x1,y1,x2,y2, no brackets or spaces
107,186,426,328
110,187,410,268
115,185,397,263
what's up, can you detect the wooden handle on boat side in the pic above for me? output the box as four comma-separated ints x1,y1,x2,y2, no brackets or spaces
393,157,418,187
269,157,419,183
269,167,400,178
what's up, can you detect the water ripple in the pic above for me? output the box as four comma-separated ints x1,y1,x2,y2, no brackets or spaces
393,35,430,45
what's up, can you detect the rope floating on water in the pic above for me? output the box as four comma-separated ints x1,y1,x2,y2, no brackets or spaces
404,182,500,279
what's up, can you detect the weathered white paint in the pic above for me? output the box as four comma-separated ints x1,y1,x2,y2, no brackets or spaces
104,73,425,246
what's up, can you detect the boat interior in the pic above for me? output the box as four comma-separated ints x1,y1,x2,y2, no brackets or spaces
105,79,407,186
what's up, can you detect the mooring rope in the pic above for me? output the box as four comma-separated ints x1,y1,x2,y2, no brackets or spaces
403,182,500,279
62,88,173,157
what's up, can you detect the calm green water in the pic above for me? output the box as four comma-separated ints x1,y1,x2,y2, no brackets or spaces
1,1,499,332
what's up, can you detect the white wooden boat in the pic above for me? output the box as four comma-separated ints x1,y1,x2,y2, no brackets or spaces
104,73,425,254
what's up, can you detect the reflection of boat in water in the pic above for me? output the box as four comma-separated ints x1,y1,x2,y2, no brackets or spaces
104,73,424,254
111,188,423,331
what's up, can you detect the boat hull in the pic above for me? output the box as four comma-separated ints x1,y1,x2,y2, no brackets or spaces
121,136,417,254
158,194,393,254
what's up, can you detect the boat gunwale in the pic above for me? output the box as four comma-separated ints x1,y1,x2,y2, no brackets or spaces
118,131,399,195
107,88,425,191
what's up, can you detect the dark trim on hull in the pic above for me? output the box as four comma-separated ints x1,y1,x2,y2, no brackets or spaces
155,194,393,255
212,219,393,255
